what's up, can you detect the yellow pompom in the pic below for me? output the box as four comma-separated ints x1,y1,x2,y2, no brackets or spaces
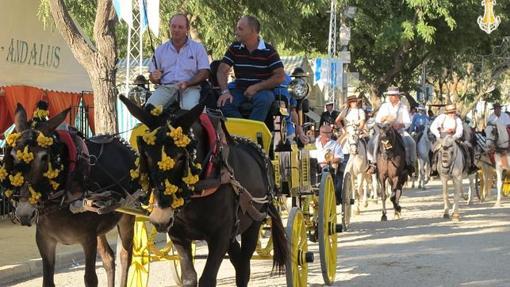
157,147,175,171
182,169,199,185
37,133,53,148
167,126,191,147
150,105,163,116
49,180,60,190
6,132,21,147
43,162,60,179
9,172,24,187
130,168,140,179
139,173,149,192
164,179,178,195
16,146,34,164
0,165,7,181
143,128,159,145
33,108,49,119
4,189,13,198
171,194,185,209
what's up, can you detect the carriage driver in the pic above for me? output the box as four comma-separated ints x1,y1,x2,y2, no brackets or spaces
367,86,416,174
430,104,477,174
146,14,210,111
487,103,510,126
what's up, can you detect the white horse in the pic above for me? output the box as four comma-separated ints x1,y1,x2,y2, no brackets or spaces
412,124,432,189
343,124,375,214
436,135,475,220
484,122,509,207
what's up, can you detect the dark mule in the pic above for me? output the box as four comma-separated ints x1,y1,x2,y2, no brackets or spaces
375,124,408,221
120,96,288,287
2,105,136,287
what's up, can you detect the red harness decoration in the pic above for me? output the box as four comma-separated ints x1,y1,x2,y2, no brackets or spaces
56,130,77,173
199,114,218,178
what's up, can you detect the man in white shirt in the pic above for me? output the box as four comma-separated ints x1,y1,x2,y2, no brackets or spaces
430,104,476,174
367,87,416,174
313,125,344,169
487,103,510,126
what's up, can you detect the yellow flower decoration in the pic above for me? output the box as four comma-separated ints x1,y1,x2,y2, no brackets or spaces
33,108,49,119
9,172,24,187
142,128,159,145
130,168,140,179
167,126,191,148
157,147,175,171
150,105,163,116
16,146,34,164
28,185,41,205
164,179,178,195
4,189,13,198
36,133,53,148
43,162,60,179
6,132,21,147
49,180,60,190
194,163,202,170
182,169,199,186
0,165,7,181
171,194,185,209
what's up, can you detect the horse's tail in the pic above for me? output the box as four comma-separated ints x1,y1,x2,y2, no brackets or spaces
268,202,288,274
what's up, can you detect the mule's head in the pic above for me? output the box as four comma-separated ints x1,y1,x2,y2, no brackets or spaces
120,95,204,232
345,125,360,155
1,104,69,226
377,123,396,151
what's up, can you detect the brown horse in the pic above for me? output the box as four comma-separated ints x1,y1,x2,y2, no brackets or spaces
120,96,288,287
1,104,136,287
375,123,408,221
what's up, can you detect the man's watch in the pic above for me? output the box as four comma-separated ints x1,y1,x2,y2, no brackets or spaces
221,89,230,95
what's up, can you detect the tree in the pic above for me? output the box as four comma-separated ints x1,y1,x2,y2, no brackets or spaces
345,0,457,108
39,0,118,133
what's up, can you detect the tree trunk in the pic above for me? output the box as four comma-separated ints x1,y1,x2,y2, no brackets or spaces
49,0,118,134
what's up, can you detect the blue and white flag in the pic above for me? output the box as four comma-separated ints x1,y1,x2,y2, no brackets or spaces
113,0,133,28
139,0,160,36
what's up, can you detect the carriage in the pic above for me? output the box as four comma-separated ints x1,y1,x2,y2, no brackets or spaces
117,72,346,286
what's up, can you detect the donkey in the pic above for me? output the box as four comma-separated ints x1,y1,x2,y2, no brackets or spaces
120,96,288,287
375,124,408,221
1,104,136,287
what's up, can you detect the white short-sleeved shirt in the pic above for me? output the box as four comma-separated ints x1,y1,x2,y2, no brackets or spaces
149,38,210,84
375,102,411,131
312,137,344,164
430,114,463,140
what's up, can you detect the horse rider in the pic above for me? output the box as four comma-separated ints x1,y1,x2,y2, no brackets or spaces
430,104,477,174
487,103,510,126
367,86,416,174
335,95,366,136
217,15,285,121
320,101,340,128
146,14,210,111
410,105,430,141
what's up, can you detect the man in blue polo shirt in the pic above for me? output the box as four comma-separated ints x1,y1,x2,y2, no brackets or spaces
216,15,285,121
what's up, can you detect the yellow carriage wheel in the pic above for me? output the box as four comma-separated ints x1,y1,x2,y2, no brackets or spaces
319,173,338,285
128,217,150,287
286,207,310,287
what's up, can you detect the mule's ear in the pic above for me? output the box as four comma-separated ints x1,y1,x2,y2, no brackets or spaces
14,104,29,132
172,102,205,132
40,108,71,134
119,94,158,129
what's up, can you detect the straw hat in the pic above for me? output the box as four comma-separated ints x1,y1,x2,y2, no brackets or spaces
346,95,358,103
445,104,456,113
384,86,402,96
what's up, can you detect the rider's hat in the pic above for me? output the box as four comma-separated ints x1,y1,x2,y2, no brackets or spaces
325,101,334,106
346,95,358,103
445,104,456,113
384,86,402,96
492,103,502,109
